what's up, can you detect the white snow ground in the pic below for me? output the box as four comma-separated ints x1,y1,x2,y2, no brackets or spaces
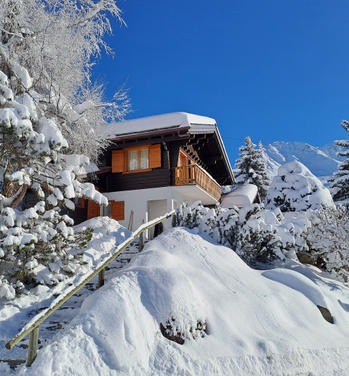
17,227,349,376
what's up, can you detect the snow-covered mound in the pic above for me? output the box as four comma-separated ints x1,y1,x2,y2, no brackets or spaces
266,161,334,212
263,141,343,180
221,184,258,207
20,228,349,376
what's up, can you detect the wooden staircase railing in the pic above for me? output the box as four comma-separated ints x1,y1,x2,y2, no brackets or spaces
5,210,176,367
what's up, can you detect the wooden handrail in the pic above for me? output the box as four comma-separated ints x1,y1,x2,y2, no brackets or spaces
6,210,176,366
174,165,221,201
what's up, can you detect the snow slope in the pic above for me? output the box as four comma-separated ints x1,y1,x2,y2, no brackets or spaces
263,141,343,180
19,228,349,376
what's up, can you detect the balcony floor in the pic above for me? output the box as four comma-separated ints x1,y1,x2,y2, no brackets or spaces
171,184,219,205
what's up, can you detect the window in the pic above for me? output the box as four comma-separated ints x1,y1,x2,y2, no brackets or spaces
112,144,161,173
129,150,138,171
128,148,149,171
140,149,149,169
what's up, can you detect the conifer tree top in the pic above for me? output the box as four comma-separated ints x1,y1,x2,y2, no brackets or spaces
329,120,349,204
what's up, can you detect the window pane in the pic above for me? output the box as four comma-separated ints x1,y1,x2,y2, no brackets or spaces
140,149,149,169
129,150,138,170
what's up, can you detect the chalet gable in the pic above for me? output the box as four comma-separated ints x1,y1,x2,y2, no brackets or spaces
101,112,235,186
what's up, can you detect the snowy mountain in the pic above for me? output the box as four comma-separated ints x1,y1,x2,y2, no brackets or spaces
262,141,343,180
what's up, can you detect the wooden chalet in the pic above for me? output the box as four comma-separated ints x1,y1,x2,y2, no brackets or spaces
76,112,235,231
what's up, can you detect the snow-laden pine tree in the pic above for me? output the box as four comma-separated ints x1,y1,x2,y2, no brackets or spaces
0,0,127,297
329,120,349,205
234,137,270,201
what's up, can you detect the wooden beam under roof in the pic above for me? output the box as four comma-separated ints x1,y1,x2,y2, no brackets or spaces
111,131,190,150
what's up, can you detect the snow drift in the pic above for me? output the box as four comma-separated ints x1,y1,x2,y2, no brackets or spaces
221,183,258,207
19,228,349,376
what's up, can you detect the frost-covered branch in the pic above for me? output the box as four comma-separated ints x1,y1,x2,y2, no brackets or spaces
0,0,124,298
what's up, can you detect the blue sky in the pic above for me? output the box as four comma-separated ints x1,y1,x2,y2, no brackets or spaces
92,0,349,162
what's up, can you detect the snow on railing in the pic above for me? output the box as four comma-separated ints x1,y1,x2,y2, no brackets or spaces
5,210,176,367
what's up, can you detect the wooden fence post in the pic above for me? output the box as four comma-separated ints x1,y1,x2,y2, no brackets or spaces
26,326,39,367
138,231,144,251
98,269,105,288
172,213,177,227
153,222,163,238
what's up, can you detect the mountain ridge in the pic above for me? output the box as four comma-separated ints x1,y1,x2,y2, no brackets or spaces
261,141,344,179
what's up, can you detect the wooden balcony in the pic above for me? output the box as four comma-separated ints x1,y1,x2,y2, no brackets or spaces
174,164,221,201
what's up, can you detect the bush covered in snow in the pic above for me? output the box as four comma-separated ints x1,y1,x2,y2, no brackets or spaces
177,156,349,283
265,161,334,212
301,205,349,281
176,202,308,265
176,200,349,282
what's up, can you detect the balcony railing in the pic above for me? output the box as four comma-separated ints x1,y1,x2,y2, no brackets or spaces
174,164,221,201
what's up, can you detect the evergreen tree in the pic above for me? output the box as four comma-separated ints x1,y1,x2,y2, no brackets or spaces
329,120,349,205
234,137,270,201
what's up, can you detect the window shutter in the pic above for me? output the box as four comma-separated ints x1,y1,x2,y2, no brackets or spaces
149,144,161,169
112,150,125,173
110,201,125,221
76,198,85,208
87,200,100,219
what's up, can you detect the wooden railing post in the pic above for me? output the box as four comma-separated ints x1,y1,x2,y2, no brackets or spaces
138,231,144,251
26,326,39,367
172,213,177,227
98,269,105,288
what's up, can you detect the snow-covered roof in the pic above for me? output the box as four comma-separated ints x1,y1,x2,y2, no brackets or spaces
221,184,258,208
101,112,217,139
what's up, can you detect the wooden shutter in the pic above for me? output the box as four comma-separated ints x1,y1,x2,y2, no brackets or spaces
149,144,161,168
112,150,125,173
87,200,99,219
110,201,125,221
76,198,85,208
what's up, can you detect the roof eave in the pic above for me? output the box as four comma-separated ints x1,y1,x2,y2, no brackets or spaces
108,126,191,142
212,125,236,184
